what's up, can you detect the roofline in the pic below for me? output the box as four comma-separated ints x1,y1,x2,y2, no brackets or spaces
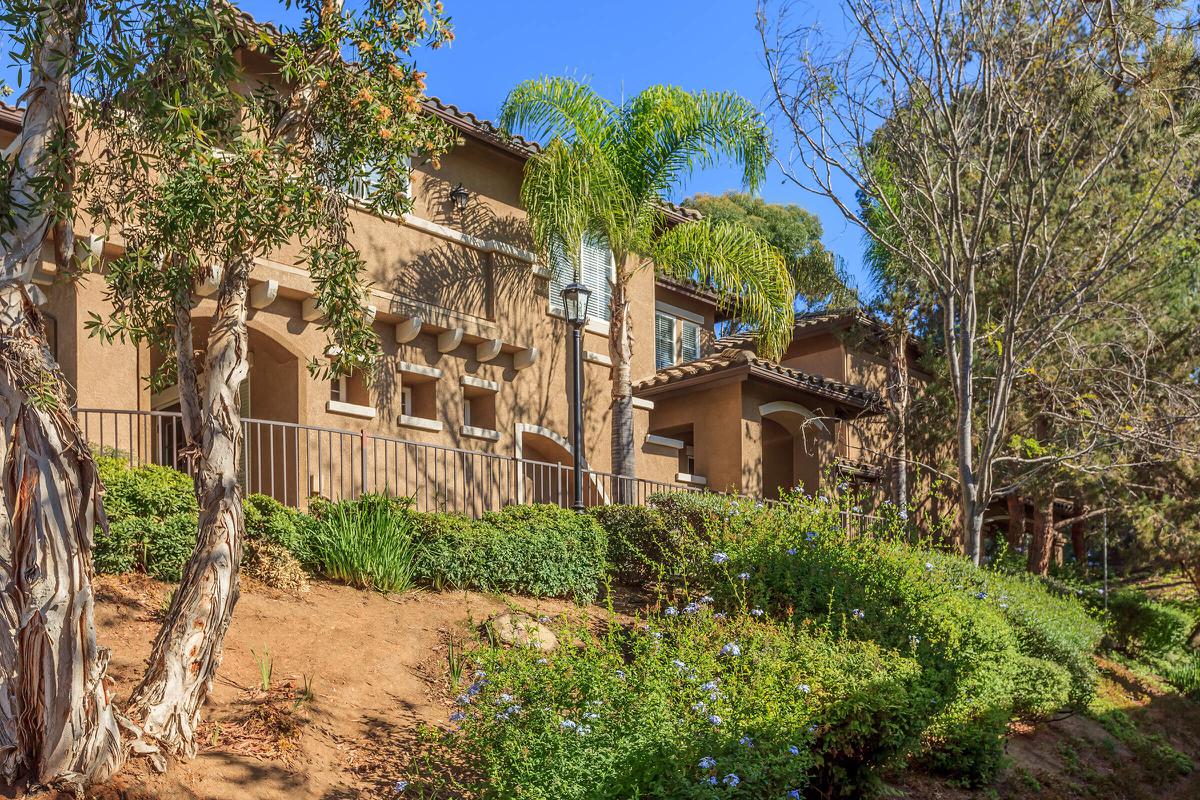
0,103,21,133
635,354,882,413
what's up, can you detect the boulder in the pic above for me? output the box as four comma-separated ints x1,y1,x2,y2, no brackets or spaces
490,613,558,652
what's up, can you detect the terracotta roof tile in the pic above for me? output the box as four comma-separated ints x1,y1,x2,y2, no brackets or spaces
714,307,874,350
635,347,881,410
422,96,539,157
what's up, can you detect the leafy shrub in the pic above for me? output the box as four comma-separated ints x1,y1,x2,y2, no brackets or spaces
409,606,923,799
691,494,1099,785
415,504,607,602
589,504,677,584
1103,589,1195,659
243,494,314,590
105,513,199,582
97,456,197,522
307,495,420,593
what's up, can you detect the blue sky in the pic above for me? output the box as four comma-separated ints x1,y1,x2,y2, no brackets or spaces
7,0,870,290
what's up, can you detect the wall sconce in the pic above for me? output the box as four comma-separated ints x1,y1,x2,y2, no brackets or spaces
449,183,469,212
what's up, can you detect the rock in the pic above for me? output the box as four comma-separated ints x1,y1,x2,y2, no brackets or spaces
490,613,558,652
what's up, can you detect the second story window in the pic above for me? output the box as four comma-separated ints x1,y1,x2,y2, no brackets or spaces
343,157,413,204
550,235,613,323
655,310,702,369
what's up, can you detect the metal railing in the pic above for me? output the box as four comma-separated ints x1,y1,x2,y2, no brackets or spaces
76,408,706,516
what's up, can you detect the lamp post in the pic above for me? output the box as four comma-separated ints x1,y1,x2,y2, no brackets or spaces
561,281,592,512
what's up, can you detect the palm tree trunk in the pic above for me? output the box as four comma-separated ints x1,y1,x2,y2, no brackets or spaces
609,262,635,502
128,258,249,757
0,286,125,785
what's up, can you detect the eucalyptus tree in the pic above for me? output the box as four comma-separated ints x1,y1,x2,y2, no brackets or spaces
0,0,455,785
499,79,794,487
759,0,1200,562
0,0,126,785
80,0,456,760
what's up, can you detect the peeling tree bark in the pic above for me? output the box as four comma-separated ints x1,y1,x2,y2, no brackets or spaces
0,0,132,786
128,258,249,757
0,287,125,786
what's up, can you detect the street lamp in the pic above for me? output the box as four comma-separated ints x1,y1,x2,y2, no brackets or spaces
561,281,592,512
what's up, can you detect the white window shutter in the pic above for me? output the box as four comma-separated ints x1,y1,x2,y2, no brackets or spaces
680,320,701,362
580,234,613,322
549,239,571,315
655,313,676,370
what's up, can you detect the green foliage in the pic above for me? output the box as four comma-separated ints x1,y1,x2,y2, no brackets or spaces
97,456,197,522
415,504,608,602
499,77,794,361
307,495,420,594
410,607,923,799
243,493,316,589
106,513,199,582
642,491,1099,785
682,191,850,306
589,504,675,584
1102,589,1195,659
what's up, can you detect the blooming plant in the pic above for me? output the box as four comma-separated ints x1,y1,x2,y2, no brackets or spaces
403,604,923,798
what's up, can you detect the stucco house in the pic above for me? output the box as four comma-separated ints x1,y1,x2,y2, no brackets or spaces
0,90,894,515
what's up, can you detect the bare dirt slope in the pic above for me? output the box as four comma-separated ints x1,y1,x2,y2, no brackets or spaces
90,575,613,800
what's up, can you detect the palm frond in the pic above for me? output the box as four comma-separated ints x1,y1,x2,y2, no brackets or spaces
621,86,771,201
651,219,795,360
520,139,626,276
498,76,616,147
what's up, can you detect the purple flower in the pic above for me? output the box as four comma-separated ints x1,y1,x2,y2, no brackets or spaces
787,547,798,556
798,683,811,694
750,608,764,617
699,756,717,769
738,572,751,581
788,791,801,799
851,608,864,620
723,774,741,787
739,735,754,747
805,530,819,542
712,552,730,565
720,642,741,657
709,714,722,726
664,606,679,617
684,602,701,614
394,780,408,793
789,744,800,756
560,719,578,731
449,711,465,722
692,701,706,713
700,680,720,692
706,776,718,786
456,695,471,706
700,595,714,604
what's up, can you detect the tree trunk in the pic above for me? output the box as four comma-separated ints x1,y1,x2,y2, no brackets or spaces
1006,494,1025,553
128,259,249,757
608,261,635,502
886,322,910,509
0,286,125,785
1027,496,1055,576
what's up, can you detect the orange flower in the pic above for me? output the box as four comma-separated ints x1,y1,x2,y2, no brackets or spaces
380,128,393,140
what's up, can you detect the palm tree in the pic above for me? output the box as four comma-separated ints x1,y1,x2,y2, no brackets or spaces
499,78,795,488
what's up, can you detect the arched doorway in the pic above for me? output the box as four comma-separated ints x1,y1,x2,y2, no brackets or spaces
514,423,608,507
758,401,832,498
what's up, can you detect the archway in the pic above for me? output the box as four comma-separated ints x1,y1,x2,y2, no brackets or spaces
150,319,304,505
514,423,609,506
758,401,832,497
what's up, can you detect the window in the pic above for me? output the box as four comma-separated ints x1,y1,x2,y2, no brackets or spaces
400,386,413,417
549,234,613,323
330,376,346,403
344,156,413,203
461,385,497,430
655,311,703,369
